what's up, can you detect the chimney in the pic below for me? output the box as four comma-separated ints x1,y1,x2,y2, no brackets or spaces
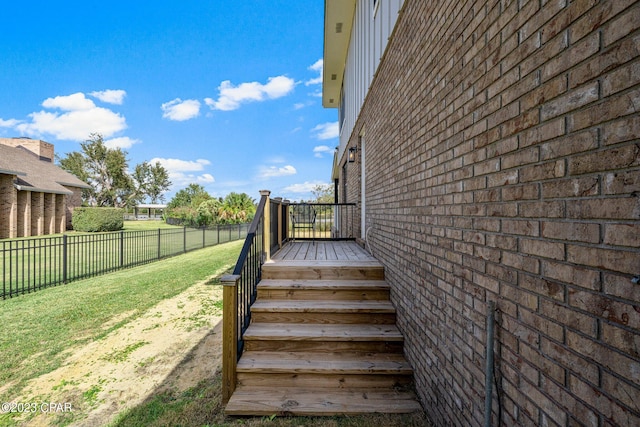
0,138,55,162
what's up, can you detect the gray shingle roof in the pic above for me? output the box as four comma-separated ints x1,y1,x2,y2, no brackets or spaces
0,145,91,195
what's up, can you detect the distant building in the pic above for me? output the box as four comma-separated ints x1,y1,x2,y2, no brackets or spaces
0,138,91,239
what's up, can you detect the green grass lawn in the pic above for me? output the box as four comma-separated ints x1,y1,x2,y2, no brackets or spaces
0,240,244,402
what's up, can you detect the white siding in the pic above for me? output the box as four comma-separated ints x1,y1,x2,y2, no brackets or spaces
338,0,404,159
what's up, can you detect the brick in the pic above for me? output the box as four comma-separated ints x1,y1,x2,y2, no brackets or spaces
519,200,565,218
602,58,640,97
569,144,640,176
603,272,640,303
566,197,640,220
569,374,640,426
569,87,640,132
600,322,640,359
540,129,597,160
541,220,600,244
602,2,640,47
542,259,600,289
603,223,640,247
603,171,640,195
502,183,540,201
540,374,600,427
539,299,598,336
541,176,599,199
502,219,540,236
569,32,640,89
540,337,599,384
502,147,540,170
567,244,638,275
521,74,567,113
602,115,640,146
521,238,565,260
520,160,566,183
520,273,565,301
502,251,540,274
521,118,566,149
567,330,640,383
540,81,599,121
542,32,600,82
569,288,640,328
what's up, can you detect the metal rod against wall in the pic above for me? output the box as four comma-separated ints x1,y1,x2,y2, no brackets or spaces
485,301,496,427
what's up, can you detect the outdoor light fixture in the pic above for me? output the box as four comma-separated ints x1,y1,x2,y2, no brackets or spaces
348,146,357,163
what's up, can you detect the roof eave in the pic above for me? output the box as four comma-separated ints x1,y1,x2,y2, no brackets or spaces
322,0,356,108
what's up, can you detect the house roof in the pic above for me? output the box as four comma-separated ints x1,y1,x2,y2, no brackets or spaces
0,145,91,195
322,0,356,108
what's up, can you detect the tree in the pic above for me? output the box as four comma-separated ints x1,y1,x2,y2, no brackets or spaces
167,183,211,210
132,161,171,204
311,183,334,203
218,192,256,223
58,134,171,207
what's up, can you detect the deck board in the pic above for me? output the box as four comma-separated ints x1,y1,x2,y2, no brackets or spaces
273,241,374,262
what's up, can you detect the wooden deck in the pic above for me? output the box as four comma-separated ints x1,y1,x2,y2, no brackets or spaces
272,241,376,261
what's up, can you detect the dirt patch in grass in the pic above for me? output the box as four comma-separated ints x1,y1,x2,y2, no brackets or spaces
10,279,224,427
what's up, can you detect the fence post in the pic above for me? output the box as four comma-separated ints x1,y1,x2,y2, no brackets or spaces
120,231,124,267
203,227,206,248
260,190,271,262
183,226,187,253
158,229,161,259
221,274,240,404
62,235,68,284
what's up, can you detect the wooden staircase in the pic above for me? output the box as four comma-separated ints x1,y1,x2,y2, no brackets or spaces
224,259,422,416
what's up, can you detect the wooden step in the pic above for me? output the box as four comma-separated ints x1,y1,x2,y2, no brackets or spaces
243,323,404,352
237,351,413,374
225,386,423,416
262,260,385,280
250,299,396,324
257,279,390,300
236,351,414,388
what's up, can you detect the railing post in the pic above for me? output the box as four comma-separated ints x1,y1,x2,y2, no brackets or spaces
221,274,240,404
283,200,290,242
259,190,271,262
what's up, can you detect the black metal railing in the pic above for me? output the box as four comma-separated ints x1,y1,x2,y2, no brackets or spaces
269,197,290,254
1,223,249,300
288,203,356,240
228,194,267,358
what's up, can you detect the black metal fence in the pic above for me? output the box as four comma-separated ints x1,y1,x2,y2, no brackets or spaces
1,223,249,300
288,203,356,240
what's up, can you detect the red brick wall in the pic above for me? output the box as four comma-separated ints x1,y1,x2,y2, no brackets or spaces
0,174,17,239
342,1,640,425
31,192,44,236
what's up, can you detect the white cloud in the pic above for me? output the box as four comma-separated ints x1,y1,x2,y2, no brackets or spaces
161,98,201,121
105,136,140,149
205,75,296,111
284,181,327,193
311,122,339,140
0,118,21,128
0,92,128,141
198,173,215,183
293,103,305,110
313,145,334,158
150,158,210,172
90,89,127,105
42,93,96,111
258,165,297,178
150,157,214,188
305,59,323,86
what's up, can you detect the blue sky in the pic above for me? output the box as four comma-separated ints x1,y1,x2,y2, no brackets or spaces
0,1,338,202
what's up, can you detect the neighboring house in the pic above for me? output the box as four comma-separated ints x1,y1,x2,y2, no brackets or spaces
0,138,91,239
324,1,640,426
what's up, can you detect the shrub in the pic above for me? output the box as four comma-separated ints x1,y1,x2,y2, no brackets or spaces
72,207,124,232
